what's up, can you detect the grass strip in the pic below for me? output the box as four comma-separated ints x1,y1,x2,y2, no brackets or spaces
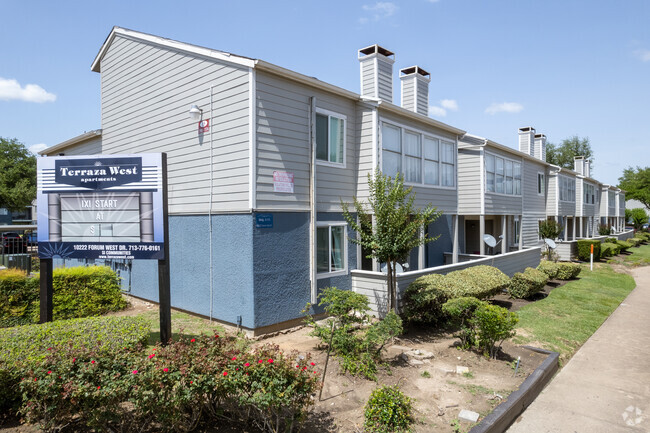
514,263,635,361
622,243,650,267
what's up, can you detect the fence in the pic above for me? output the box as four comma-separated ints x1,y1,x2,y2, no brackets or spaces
352,247,542,316
555,229,636,261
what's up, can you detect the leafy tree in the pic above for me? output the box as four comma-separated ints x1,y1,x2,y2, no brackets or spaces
630,208,648,230
619,166,650,209
0,137,37,212
546,136,593,171
342,169,441,313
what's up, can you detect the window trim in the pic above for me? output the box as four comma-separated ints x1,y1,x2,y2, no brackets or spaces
559,175,576,203
316,221,348,279
380,119,456,190
315,107,347,168
537,172,545,196
484,151,522,197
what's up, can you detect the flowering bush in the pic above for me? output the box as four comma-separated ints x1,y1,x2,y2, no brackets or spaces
16,332,320,433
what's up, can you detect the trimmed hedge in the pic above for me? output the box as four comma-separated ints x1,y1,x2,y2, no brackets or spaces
402,266,509,324
509,267,549,299
0,266,127,327
604,237,618,244
576,239,601,262
617,240,632,252
0,316,150,416
537,261,581,280
600,242,620,258
636,232,650,241
629,237,644,247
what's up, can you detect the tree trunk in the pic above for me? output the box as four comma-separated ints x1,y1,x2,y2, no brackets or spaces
392,261,398,314
386,261,393,314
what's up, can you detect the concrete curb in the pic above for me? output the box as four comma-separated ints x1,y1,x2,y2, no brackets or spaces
468,346,559,433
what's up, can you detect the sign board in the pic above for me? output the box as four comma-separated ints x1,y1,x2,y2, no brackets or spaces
255,213,273,228
37,154,165,260
199,119,209,133
273,170,294,193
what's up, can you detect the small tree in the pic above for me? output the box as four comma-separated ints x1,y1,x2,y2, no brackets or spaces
630,208,649,230
0,137,37,212
342,170,441,313
619,166,650,209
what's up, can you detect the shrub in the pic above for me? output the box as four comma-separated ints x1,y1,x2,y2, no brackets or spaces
52,266,127,320
537,260,560,279
576,239,601,262
16,333,319,433
600,242,620,258
636,232,650,241
0,316,150,420
305,287,402,381
509,267,549,299
538,219,562,240
617,240,632,252
442,297,487,349
401,266,509,324
630,237,644,247
598,224,612,235
604,237,618,244
473,304,518,359
0,269,39,328
555,262,582,280
364,385,414,433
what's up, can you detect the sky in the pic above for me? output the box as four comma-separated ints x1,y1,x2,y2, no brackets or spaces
0,0,648,186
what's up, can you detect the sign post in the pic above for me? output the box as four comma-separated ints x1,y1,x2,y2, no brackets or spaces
36,153,170,343
590,243,594,271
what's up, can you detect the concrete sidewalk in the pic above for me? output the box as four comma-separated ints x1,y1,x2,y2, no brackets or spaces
507,266,650,433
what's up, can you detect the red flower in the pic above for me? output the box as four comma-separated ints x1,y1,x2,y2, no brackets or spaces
314,371,318,374
268,359,274,364
244,363,250,367
223,371,228,376
163,368,169,373
311,362,316,366
232,356,237,361
91,360,95,364
190,381,193,384
258,360,263,364
191,338,196,343
72,358,76,363
97,386,101,390
132,370,138,375
34,378,37,381
47,347,52,351
296,365,300,368
215,334,219,338
236,368,239,371
302,366,307,371
148,354,155,359
47,371,52,374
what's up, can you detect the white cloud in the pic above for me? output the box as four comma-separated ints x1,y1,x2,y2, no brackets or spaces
428,105,447,117
0,77,56,103
440,99,458,111
485,102,523,115
634,49,650,62
28,143,48,155
360,2,398,23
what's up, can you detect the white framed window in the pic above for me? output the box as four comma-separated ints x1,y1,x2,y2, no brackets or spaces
316,222,347,278
584,184,595,204
381,121,455,188
484,152,521,196
316,108,346,166
559,176,576,202
537,173,545,195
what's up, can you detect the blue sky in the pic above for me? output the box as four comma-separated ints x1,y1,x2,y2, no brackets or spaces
1,0,648,186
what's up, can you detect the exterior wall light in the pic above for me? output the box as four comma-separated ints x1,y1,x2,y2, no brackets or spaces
188,104,202,121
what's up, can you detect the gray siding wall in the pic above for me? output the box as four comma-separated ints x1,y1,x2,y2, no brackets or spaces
100,35,251,215
522,159,547,247
356,106,375,201
377,59,393,103
401,79,414,111
576,179,584,215
457,147,482,214
619,193,625,216
361,60,375,97
376,111,458,213
254,71,358,212
416,79,428,116
60,137,102,156
547,176,558,215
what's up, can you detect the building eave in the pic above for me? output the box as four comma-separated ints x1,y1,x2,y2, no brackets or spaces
39,129,102,156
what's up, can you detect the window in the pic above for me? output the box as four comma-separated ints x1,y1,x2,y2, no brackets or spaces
537,173,545,195
381,121,455,187
559,176,576,202
316,110,345,165
514,216,520,245
485,152,521,196
317,222,347,277
584,184,595,204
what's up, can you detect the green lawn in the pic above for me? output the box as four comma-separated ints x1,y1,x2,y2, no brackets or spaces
136,309,225,345
621,242,650,267
514,263,635,360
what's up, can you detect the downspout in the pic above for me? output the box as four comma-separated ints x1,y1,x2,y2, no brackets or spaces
208,85,215,322
309,96,317,304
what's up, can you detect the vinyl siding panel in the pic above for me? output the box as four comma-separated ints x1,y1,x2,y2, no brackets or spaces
416,79,428,116
457,148,481,214
254,71,357,212
59,136,102,156
522,159,547,247
377,111,457,213
377,60,393,103
356,106,375,201
100,35,251,215
547,176,558,215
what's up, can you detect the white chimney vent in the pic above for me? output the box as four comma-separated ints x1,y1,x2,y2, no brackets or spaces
358,44,395,103
518,127,535,156
574,156,585,174
534,133,547,161
585,160,591,177
399,66,430,116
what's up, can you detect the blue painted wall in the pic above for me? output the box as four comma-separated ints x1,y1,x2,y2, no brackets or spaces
427,214,454,267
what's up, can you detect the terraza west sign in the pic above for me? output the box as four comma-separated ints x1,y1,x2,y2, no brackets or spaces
37,154,165,260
